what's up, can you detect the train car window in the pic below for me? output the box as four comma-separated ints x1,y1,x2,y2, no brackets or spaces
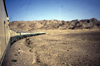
4,21,6,45
4,21,6,24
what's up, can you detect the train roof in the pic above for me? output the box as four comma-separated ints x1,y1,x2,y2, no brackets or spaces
3,0,8,17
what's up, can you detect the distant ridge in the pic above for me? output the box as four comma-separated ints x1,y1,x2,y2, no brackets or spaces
10,18,100,31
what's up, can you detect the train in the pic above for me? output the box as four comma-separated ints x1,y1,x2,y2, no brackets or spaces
10,28,46,45
0,0,46,66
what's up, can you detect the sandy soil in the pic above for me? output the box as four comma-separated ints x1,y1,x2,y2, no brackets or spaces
8,29,100,66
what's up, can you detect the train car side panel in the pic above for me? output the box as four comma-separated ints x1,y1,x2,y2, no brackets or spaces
0,0,10,65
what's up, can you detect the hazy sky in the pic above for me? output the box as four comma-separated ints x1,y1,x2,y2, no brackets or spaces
5,0,100,22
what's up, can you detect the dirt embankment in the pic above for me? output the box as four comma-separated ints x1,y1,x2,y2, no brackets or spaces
9,18,100,31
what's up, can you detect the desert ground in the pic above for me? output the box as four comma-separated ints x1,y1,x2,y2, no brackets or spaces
8,29,100,66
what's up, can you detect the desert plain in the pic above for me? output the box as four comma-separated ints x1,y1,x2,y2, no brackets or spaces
8,18,100,66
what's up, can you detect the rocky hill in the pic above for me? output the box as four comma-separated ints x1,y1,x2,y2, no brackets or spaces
10,18,100,31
